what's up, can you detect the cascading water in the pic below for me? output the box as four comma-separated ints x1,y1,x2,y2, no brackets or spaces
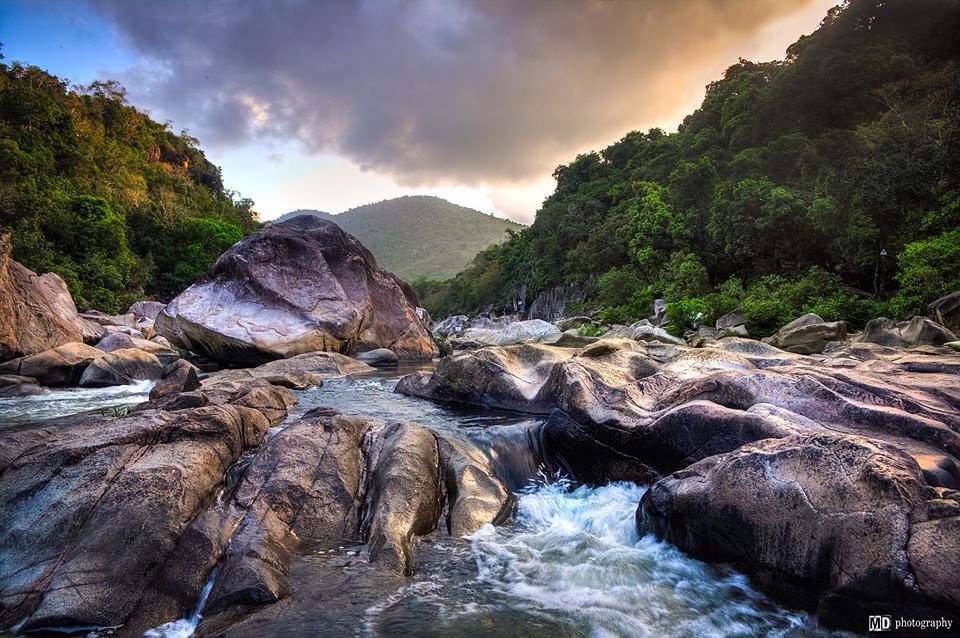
144,567,219,638
5,366,838,637
466,478,826,638
0,380,153,426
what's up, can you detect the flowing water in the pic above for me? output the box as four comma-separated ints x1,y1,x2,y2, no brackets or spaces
0,380,153,426
0,366,836,637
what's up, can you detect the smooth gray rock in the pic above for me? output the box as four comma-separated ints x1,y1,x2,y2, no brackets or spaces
766,312,847,354
157,216,436,364
715,307,745,330
79,348,164,387
356,348,400,366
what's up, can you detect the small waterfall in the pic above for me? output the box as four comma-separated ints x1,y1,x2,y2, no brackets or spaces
143,566,219,638
467,480,821,637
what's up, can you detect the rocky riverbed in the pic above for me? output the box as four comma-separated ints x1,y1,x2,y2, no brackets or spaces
1,363,845,638
2,219,958,636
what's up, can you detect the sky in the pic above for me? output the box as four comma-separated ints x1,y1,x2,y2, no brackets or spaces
0,0,836,223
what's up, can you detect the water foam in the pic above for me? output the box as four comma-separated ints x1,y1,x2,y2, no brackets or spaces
468,479,820,637
0,380,154,425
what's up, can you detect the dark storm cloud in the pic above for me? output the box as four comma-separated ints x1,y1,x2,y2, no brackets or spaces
87,0,815,185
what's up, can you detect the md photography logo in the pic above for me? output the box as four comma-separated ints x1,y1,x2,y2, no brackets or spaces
869,615,954,633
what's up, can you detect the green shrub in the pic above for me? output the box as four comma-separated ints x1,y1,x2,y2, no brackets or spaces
598,289,653,325
740,267,870,337
888,229,960,317
577,323,604,337
664,297,710,336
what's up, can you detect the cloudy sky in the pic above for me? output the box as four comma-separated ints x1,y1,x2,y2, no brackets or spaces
1,0,835,222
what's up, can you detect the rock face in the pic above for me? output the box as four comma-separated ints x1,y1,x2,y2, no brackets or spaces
857,316,957,348
149,359,201,399
715,307,745,330
0,342,105,386
0,374,42,397
202,351,374,393
356,347,399,366
452,319,562,349
0,382,296,634
128,300,166,321
929,291,960,333
765,312,847,354
78,348,165,387
638,433,959,629
396,337,960,628
95,331,180,366
156,216,436,364
0,233,101,362
362,422,443,575
527,283,586,321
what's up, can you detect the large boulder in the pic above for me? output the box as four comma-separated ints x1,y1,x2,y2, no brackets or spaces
630,322,686,346
765,312,847,354
95,330,180,366
452,319,562,348
128,300,166,321
78,348,165,387
715,306,745,330
397,339,960,484
432,314,469,337
202,351,373,393
857,316,957,348
0,341,105,386
0,383,295,634
149,359,201,400
356,347,399,366
202,409,373,613
0,374,42,397
362,422,443,575
638,433,960,630
0,233,101,361
156,216,436,364
929,291,960,334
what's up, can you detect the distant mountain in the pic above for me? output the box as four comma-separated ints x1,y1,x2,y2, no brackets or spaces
273,196,524,281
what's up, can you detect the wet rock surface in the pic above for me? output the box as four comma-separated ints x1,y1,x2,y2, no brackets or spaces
78,348,165,387
156,216,436,364
0,342,105,386
396,336,960,626
0,382,295,635
638,433,960,630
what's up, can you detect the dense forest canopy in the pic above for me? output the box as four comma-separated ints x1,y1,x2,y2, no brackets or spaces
0,50,259,313
415,0,960,336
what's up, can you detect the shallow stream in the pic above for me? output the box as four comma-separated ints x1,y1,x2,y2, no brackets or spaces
0,366,836,637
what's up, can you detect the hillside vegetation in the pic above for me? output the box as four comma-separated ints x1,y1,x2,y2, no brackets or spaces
275,196,523,281
416,0,960,336
0,54,259,312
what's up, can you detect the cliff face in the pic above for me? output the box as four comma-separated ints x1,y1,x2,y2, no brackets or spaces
0,233,101,362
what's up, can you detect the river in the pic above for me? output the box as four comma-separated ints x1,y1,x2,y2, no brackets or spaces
0,366,837,637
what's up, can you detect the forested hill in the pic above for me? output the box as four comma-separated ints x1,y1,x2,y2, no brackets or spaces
417,0,960,336
274,196,524,281
0,56,259,313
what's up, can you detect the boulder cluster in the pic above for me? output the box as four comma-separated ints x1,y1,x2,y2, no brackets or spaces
396,333,960,630
0,351,513,634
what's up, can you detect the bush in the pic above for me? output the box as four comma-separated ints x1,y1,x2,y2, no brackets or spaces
598,289,653,325
656,251,709,300
740,267,873,337
577,323,604,336
664,297,710,336
888,229,960,317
